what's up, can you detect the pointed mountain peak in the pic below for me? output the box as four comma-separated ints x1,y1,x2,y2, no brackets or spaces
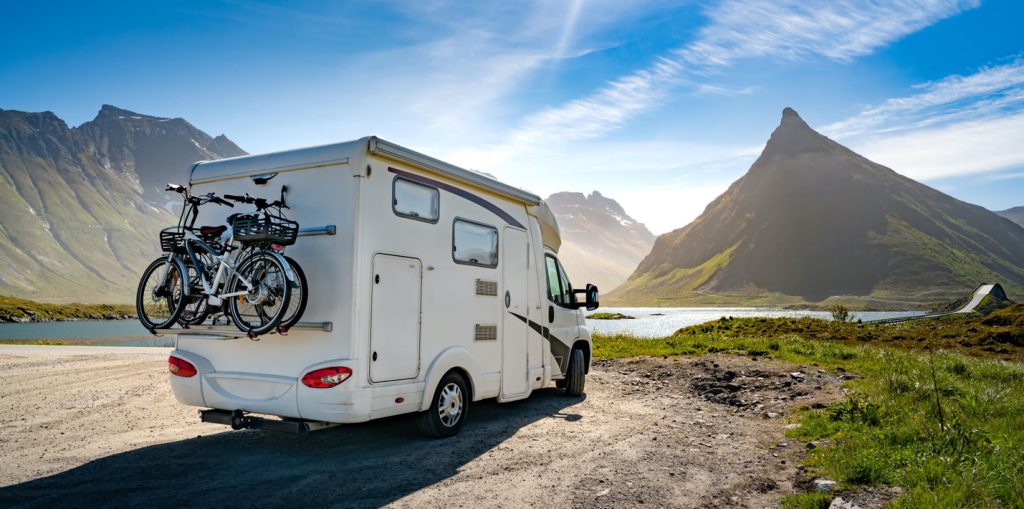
761,106,829,157
779,107,811,130
95,104,167,121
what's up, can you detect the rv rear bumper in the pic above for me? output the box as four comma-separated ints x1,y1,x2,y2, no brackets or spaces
200,409,338,434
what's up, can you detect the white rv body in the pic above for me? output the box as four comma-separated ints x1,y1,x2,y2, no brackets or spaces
168,137,593,426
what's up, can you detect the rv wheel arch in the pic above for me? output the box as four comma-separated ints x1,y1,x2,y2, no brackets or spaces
573,340,591,374
418,346,479,412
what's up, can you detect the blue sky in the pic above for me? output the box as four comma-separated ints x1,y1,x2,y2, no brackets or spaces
2,0,1022,233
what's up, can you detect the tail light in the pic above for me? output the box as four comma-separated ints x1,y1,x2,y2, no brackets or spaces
169,356,197,377
302,367,352,388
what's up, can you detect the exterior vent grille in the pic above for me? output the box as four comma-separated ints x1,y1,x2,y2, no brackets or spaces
474,324,497,341
475,279,498,296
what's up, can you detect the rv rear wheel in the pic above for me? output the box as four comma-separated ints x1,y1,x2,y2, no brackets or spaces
563,348,586,397
417,372,469,438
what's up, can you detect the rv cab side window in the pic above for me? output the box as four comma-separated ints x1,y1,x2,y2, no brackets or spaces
393,177,440,223
544,255,576,307
452,219,498,268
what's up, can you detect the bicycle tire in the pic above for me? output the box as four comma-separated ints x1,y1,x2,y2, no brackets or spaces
136,256,187,330
227,251,291,336
279,256,308,330
178,261,211,326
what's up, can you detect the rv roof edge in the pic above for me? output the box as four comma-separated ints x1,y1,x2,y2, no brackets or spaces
366,136,541,206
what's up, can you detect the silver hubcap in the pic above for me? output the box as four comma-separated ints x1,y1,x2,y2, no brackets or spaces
437,382,463,427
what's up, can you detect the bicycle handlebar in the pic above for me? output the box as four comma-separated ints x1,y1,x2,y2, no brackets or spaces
224,194,251,203
210,196,234,207
223,193,288,210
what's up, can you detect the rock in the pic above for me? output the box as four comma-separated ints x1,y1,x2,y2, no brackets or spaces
766,412,780,419
812,479,838,492
806,442,818,449
784,423,802,430
829,496,863,509
789,372,806,381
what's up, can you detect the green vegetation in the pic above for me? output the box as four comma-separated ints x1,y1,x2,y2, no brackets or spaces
592,305,1024,507
830,304,850,323
0,295,135,322
585,312,635,320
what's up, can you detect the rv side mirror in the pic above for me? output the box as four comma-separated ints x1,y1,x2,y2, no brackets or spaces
582,284,599,311
571,284,600,311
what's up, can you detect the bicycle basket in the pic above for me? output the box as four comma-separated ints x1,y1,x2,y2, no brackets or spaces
231,214,299,246
159,228,185,253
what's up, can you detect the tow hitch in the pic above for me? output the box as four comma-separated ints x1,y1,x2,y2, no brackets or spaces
200,409,337,434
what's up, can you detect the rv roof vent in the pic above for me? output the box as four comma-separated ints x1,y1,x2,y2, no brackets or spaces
475,279,498,296
474,324,497,341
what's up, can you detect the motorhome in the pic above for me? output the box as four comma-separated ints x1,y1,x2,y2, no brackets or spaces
165,136,598,437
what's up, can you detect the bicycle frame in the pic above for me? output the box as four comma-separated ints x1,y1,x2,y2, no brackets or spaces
180,228,256,306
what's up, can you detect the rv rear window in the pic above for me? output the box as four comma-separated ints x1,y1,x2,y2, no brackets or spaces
393,177,440,223
452,219,498,268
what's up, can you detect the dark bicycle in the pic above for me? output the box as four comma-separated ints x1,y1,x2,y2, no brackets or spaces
135,184,296,336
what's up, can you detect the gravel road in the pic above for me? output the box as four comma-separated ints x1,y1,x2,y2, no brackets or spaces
0,346,844,508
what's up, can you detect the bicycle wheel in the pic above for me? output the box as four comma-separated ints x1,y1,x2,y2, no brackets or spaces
227,251,291,336
278,256,308,331
178,260,210,326
136,256,187,330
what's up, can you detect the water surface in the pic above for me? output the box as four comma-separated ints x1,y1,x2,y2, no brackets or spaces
585,307,925,338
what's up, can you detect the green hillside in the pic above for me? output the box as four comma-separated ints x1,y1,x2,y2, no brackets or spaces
0,106,245,303
608,108,1024,308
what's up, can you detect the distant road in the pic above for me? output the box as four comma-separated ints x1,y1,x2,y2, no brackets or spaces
867,284,1001,324
955,284,996,314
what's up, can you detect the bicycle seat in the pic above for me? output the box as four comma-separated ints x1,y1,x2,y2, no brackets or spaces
199,225,227,236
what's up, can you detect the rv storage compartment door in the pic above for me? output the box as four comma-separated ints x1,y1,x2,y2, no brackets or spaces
369,254,422,382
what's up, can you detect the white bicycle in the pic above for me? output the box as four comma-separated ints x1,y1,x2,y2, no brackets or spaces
135,184,297,337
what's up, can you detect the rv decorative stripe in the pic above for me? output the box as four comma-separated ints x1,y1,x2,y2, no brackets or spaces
508,311,572,374
388,167,526,229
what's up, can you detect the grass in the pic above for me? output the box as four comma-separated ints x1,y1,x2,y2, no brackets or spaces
585,312,635,320
0,295,135,322
592,306,1024,507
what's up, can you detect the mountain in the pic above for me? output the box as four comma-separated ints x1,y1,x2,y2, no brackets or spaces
0,105,246,303
547,191,655,292
997,207,1024,228
609,108,1024,308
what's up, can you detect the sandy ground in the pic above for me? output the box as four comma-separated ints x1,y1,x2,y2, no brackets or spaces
0,345,846,508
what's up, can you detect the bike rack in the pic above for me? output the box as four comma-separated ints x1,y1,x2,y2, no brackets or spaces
298,225,336,237
151,321,333,338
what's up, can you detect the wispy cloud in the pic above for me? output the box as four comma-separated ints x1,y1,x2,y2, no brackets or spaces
504,0,978,145
822,59,1024,180
847,111,1024,180
822,58,1024,139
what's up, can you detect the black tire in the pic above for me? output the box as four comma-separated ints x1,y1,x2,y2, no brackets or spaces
227,251,291,336
417,372,470,438
564,348,586,396
136,257,187,330
278,256,308,330
178,261,210,326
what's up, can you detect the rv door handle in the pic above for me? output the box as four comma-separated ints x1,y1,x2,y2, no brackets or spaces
374,274,380,284
372,351,378,362
548,305,554,324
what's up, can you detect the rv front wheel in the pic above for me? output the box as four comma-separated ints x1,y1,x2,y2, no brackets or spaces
417,372,469,438
564,348,586,397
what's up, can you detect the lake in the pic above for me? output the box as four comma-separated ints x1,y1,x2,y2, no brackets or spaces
0,307,926,346
585,307,926,338
0,320,172,347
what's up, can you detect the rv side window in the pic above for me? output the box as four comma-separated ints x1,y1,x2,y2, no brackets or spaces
545,254,576,307
393,177,440,223
452,219,498,268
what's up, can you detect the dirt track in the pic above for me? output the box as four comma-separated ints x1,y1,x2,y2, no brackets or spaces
0,346,844,508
